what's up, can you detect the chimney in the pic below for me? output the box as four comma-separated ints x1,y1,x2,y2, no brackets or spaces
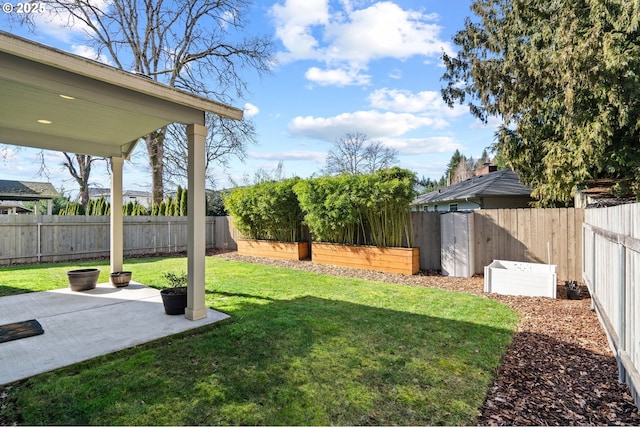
475,163,497,176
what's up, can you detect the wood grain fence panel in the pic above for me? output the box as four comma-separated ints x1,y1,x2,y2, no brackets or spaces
411,212,440,270
498,209,508,259
474,213,487,271
513,209,523,260
468,208,583,279
519,209,532,262
0,215,238,265
559,209,569,276
1,210,586,279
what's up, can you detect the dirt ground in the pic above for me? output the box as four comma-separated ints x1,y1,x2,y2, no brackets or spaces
211,250,640,426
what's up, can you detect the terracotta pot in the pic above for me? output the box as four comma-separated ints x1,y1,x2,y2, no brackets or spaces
67,268,100,292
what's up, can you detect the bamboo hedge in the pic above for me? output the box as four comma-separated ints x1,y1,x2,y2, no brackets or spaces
293,167,417,247
223,178,305,242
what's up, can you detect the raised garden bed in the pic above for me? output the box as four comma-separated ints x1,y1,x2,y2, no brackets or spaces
484,260,557,298
312,243,420,275
237,239,310,261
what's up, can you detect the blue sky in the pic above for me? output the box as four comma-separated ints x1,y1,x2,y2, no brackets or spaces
1,0,500,198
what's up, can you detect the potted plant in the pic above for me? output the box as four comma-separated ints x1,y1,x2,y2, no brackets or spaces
564,280,581,300
160,272,188,315
67,268,101,291
110,271,132,288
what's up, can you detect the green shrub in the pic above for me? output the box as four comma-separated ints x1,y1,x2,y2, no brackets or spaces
224,178,305,242
293,167,417,247
59,201,85,215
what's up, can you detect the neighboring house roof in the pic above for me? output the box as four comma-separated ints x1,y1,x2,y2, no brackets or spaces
89,187,151,198
88,187,110,198
0,179,59,201
413,169,531,205
0,200,32,213
574,178,636,208
123,190,151,198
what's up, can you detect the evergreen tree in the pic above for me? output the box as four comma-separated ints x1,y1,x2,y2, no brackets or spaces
180,189,188,216
442,0,640,205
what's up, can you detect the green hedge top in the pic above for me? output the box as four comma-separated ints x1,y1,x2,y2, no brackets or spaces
224,178,305,242
293,167,417,247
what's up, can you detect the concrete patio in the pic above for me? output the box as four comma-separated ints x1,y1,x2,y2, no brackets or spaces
0,283,229,385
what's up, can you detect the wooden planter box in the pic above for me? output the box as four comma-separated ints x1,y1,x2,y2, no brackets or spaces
237,239,310,261
312,243,420,275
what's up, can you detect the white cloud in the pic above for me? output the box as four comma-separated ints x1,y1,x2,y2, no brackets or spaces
289,110,448,141
322,2,450,64
469,116,502,131
31,1,111,43
243,103,260,118
249,150,326,163
388,68,403,80
305,66,371,86
71,44,113,65
369,88,467,116
380,137,463,155
270,0,330,63
270,0,453,86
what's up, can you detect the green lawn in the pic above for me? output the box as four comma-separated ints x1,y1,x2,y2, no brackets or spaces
0,256,518,425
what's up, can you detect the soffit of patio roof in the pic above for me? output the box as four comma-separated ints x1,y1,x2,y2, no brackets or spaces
0,31,243,158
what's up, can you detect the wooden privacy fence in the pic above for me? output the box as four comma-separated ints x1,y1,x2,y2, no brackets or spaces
411,208,584,279
473,208,584,280
2,209,584,278
582,203,640,406
0,215,239,265
411,211,441,271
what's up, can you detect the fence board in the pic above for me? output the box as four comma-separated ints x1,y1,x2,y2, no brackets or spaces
583,203,640,406
0,216,238,265
466,208,583,279
410,212,440,270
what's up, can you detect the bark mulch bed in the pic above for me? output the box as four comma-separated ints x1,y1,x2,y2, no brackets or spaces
211,250,640,426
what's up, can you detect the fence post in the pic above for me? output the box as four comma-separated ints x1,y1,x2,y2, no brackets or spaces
37,222,42,263
591,229,596,310
618,240,627,382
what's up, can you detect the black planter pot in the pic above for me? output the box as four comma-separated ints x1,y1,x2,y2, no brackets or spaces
565,286,581,300
67,268,101,292
160,287,187,315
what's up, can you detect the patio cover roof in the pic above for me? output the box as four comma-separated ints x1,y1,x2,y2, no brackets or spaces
0,31,243,321
0,31,242,157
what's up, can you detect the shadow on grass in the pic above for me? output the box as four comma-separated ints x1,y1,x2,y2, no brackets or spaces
205,290,277,301
9,292,517,426
0,285,35,297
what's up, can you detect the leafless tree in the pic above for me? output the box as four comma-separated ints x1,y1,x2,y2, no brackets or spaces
14,0,273,205
61,154,101,207
323,132,398,175
163,114,257,190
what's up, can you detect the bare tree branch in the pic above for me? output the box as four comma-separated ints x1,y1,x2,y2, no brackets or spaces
12,0,274,204
323,132,399,175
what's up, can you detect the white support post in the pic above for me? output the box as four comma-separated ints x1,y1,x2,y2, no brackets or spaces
186,123,208,320
110,156,124,273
